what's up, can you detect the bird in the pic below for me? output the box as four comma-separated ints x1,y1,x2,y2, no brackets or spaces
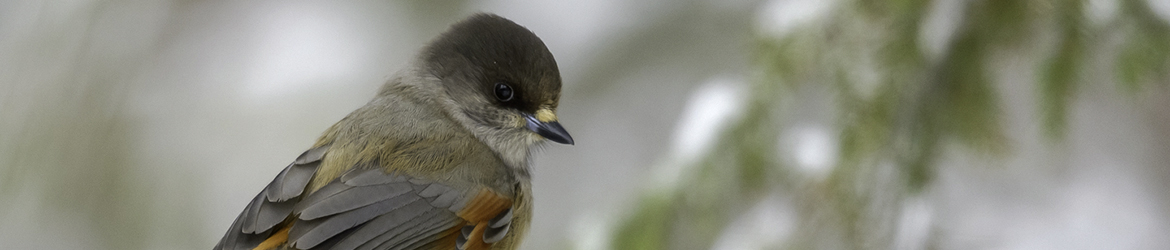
214,13,573,250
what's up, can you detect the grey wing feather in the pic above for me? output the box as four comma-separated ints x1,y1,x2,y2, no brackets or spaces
214,145,329,250
295,145,330,164
218,146,502,250
333,199,436,250
266,163,319,202
289,190,421,247
373,209,459,250
482,208,512,243
456,225,474,250
217,193,273,250
285,168,471,250
292,181,351,213
296,182,415,220
388,216,461,250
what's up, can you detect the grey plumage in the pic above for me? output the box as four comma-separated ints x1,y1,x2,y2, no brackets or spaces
295,182,415,220
382,214,460,250
335,200,436,250
488,208,511,228
290,192,419,248
219,161,511,250
216,145,329,250
483,208,512,243
288,168,472,249
456,226,473,250
356,209,449,250
267,163,319,202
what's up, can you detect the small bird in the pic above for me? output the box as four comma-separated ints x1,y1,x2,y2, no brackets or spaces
214,13,573,250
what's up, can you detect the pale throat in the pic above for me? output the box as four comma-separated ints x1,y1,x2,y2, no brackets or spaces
448,108,540,174
474,127,540,172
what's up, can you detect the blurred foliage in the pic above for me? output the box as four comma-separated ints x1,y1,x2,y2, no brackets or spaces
610,0,1169,249
1116,0,1170,91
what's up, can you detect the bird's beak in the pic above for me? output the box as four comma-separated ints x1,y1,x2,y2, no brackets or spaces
524,109,574,145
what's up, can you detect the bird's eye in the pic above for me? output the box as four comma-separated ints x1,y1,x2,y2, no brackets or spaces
494,83,514,102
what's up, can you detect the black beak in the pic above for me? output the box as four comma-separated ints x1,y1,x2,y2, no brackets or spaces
524,114,574,145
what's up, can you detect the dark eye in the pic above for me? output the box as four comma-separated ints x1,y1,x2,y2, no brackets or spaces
494,83,514,102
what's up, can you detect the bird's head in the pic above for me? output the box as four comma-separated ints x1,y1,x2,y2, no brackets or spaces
417,14,573,162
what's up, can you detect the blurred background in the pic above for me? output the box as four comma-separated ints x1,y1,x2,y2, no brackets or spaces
1,0,1168,249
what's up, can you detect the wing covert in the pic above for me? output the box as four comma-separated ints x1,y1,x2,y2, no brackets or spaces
214,145,329,250
284,168,514,250
216,145,516,250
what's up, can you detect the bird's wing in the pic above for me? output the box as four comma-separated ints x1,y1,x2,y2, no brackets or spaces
215,146,515,250
215,145,329,250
